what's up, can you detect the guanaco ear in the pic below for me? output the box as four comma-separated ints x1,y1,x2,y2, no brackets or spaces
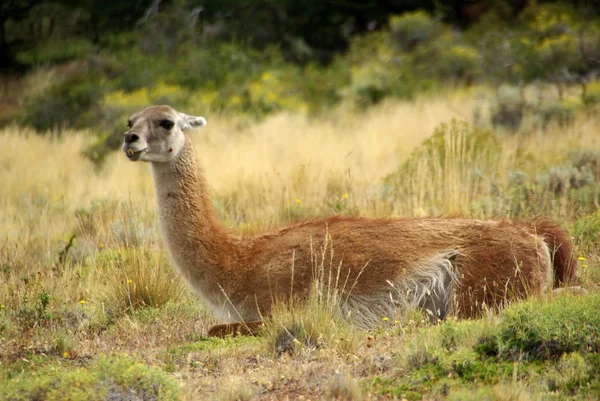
177,112,207,131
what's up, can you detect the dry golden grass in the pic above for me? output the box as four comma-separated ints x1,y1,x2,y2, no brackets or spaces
1,87,600,400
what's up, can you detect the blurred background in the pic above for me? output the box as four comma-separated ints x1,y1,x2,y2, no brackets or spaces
1,0,600,163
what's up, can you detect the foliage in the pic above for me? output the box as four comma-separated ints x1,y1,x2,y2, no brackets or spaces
537,98,582,129
572,210,600,255
369,296,600,400
0,355,181,401
389,11,442,52
490,85,526,131
479,295,600,361
584,80,600,105
384,120,500,215
21,70,105,132
7,2,600,169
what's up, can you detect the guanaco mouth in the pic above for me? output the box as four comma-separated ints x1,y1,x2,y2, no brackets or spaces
125,148,146,161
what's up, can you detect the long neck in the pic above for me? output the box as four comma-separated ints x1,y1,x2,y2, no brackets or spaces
151,137,236,294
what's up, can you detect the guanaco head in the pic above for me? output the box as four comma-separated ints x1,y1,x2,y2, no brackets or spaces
122,105,207,162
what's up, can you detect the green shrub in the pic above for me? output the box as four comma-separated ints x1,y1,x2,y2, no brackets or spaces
389,11,441,51
536,163,595,195
479,295,600,361
348,61,399,106
584,80,600,105
572,210,600,255
15,38,94,66
413,34,481,82
490,85,526,131
94,355,181,401
538,99,581,129
547,352,592,394
22,72,105,132
0,355,180,401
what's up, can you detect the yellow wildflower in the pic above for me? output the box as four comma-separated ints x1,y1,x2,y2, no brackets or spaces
582,264,588,269
0,304,4,309
79,299,86,305
295,198,301,205
127,279,133,284
63,351,69,358
578,256,586,261
382,317,389,322
343,193,349,200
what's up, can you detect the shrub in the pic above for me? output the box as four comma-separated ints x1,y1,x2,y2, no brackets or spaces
413,34,481,82
389,11,441,52
479,294,600,361
547,352,592,394
536,163,595,195
348,61,399,106
538,99,581,129
583,80,600,105
15,38,94,66
247,68,307,115
490,85,526,131
571,210,600,255
22,72,105,132
0,355,180,401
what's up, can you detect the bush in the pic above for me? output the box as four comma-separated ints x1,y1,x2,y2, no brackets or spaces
584,80,600,105
413,34,481,82
547,352,592,394
22,71,105,132
16,38,94,66
490,85,526,131
479,294,600,361
0,355,180,401
572,210,600,255
389,11,441,52
538,99,581,129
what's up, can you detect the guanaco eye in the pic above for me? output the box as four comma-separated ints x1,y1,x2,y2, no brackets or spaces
160,119,175,130
127,119,132,129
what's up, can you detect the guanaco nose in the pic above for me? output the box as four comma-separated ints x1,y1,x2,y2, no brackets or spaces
124,133,139,144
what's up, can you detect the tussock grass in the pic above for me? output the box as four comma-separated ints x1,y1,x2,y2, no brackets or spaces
264,292,361,357
215,377,255,401
325,372,364,401
98,247,185,315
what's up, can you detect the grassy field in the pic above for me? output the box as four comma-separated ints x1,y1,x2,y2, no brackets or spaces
1,88,600,400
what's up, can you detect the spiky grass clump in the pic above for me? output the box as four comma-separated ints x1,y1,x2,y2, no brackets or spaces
325,372,364,401
215,377,255,401
263,288,361,357
263,231,363,357
98,247,185,314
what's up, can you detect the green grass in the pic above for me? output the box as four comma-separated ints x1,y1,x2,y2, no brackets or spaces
368,295,600,400
0,355,180,401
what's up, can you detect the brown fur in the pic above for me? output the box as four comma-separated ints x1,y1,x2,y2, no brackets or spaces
531,219,577,286
123,105,578,335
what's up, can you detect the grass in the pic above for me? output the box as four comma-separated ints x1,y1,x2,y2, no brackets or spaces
1,86,599,399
